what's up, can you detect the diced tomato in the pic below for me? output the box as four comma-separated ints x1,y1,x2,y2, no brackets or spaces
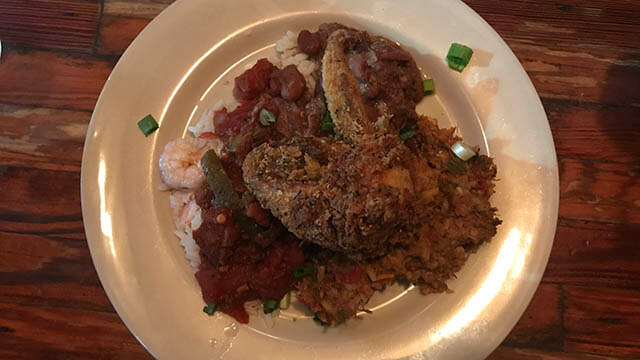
213,100,258,138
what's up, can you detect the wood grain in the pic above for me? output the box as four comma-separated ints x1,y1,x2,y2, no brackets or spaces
511,41,640,106
544,219,640,289
104,0,174,18
463,0,640,107
463,0,640,51
0,103,89,172
97,15,151,55
565,285,640,357
0,47,114,111
544,99,640,164
0,0,101,52
488,346,620,360
502,283,564,350
0,302,151,360
559,158,640,224
0,166,81,230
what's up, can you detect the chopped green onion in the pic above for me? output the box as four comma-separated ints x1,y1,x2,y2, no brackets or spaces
259,108,276,126
321,110,334,132
446,43,474,72
447,59,467,72
293,266,316,280
451,141,477,161
137,114,159,136
446,156,467,175
263,299,280,314
203,302,217,315
399,129,418,143
423,79,435,95
280,292,291,310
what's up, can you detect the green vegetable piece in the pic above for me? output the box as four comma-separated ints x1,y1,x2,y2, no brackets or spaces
200,150,260,238
321,110,334,132
446,156,467,175
399,129,418,143
446,43,474,72
422,79,435,94
263,299,280,314
203,302,217,315
137,114,159,136
200,150,241,207
259,108,276,126
451,141,477,161
293,266,316,280
280,292,291,310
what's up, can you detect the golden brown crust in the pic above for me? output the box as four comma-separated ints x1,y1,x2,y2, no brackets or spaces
242,136,416,259
322,30,374,144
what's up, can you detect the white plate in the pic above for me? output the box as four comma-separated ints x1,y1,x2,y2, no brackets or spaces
81,0,559,359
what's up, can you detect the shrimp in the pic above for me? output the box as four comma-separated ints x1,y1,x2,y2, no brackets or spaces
159,137,206,190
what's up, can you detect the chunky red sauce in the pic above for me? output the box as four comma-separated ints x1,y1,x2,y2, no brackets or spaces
192,23,424,323
192,56,319,323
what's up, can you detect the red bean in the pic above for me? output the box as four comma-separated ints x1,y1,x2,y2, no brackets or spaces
297,30,322,56
233,58,276,100
269,65,306,102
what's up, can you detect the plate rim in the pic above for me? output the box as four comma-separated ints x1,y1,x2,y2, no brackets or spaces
81,0,559,359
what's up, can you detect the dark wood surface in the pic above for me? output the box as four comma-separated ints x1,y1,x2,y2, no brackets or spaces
0,0,638,358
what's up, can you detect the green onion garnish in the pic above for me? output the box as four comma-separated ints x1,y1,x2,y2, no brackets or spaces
280,292,291,310
446,156,467,175
137,114,159,136
293,266,316,280
259,108,276,126
423,79,435,95
399,129,418,143
321,110,334,132
263,299,280,314
451,141,477,161
203,302,217,315
446,43,474,72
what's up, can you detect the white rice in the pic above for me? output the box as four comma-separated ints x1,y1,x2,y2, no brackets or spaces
170,190,202,270
272,30,318,94
169,29,318,273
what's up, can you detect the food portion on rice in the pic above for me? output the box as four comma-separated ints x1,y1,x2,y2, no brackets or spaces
160,23,501,326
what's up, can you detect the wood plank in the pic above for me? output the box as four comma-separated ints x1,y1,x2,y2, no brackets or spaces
502,283,563,350
0,302,150,360
0,47,114,111
0,104,89,172
464,0,640,50
0,0,100,52
544,219,640,289
544,99,640,164
97,15,151,55
488,346,621,360
564,285,640,357
104,0,174,18
464,0,640,106
559,158,640,224
0,166,81,227
0,228,111,308
511,41,640,106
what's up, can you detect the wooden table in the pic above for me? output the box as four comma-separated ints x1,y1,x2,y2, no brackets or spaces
0,0,638,358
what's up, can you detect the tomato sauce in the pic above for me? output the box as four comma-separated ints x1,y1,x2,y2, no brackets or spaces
191,57,320,323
